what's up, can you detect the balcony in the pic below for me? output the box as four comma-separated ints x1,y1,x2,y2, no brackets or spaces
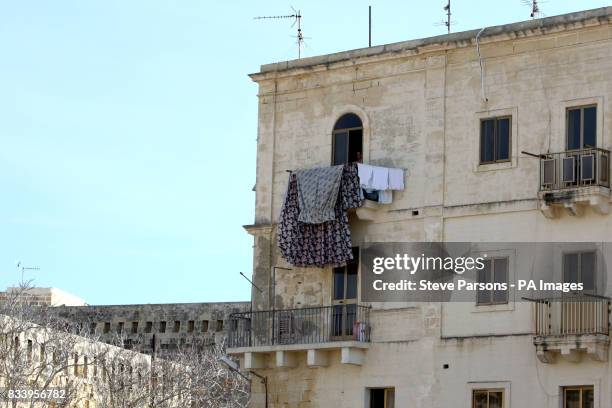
227,305,371,368
532,295,610,363
538,148,610,218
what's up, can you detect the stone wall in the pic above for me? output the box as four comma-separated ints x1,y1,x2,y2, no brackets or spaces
55,302,249,354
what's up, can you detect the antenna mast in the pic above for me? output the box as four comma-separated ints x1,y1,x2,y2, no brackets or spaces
254,8,304,59
15,261,40,283
444,0,451,34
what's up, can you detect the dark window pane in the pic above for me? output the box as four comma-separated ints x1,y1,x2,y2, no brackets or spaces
346,248,359,299
564,389,580,408
370,389,385,408
489,391,503,408
583,106,596,148
345,304,357,335
562,157,576,182
564,253,579,284
496,118,510,160
333,132,348,165
580,252,595,292
334,113,362,130
581,154,594,181
473,391,488,408
346,268,358,300
348,128,363,163
543,159,555,185
583,388,594,408
333,267,345,300
600,154,609,183
477,260,492,304
567,109,581,150
493,258,509,303
332,305,343,336
480,120,495,163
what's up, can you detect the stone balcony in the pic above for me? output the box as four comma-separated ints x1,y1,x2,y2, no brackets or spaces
227,305,371,368
538,148,610,218
531,295,610,363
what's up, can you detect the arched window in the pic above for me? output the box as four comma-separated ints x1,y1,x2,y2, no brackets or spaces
332,113,363,165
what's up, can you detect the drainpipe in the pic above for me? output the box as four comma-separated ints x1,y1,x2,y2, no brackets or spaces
475,27,488,103
250,370,268,408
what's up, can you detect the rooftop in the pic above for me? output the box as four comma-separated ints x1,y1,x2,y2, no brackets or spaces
252,6,612,79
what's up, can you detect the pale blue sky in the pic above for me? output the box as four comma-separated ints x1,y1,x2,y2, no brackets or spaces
1,1,608,305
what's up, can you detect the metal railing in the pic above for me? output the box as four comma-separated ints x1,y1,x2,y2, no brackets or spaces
539,148,610,192
228,305,370,348
534,295,610,336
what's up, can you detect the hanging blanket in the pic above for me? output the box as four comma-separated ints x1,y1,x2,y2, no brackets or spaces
278,163,362,267
295,165,344,224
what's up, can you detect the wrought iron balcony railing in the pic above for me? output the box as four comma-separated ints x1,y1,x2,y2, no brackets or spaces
228,305,370,348
533,295,610,337
539,148,610,192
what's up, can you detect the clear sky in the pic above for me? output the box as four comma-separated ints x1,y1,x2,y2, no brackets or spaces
1,1,609,305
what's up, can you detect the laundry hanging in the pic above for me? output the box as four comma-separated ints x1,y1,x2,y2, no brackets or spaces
278,163,362,267
357,163,405,204
295,165,344,224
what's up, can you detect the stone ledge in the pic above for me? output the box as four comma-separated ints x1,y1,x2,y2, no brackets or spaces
227,340,369,355
538,186,610,218
533,333,609,363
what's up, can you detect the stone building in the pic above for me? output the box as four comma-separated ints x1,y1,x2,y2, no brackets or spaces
227,7,612,408
2,287,250,355
56,301,250,354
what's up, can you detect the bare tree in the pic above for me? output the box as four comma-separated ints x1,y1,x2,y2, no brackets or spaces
0,282,250,408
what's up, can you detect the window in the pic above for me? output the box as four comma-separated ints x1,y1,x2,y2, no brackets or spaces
477,257,509,305
369,387,395,408
480,117,510,164
567,106,597,150
216,320,224,332
145,321,153,333
131,322,139,334
473,389,504,408
159,321,167,333
103,322,111,334
563,386,593,408
173,321,181,333
188,320,195,333
117,322,124,334
202,320,209,332
563,251,596,293
332,113,363,165
333,247,359,337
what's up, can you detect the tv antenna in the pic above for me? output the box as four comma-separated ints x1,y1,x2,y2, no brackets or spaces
254,7,305,59
522,0,544,18
435,0,456,34
15,260,40,282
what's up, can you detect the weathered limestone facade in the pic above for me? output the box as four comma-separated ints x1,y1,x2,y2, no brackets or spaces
56,302,249,354
2,287,249,355
232,7,612,408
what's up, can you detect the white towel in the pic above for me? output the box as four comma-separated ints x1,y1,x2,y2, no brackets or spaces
388,168,404,190
357,163,374,188
378,190,393,204
371,166,389,190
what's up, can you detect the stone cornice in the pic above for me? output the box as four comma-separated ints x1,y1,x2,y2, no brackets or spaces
250,6,612,82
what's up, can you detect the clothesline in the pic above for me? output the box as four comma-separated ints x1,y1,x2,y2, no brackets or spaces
285,165,408,173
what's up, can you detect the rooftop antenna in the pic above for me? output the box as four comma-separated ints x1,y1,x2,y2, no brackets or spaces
522,0,544,18
15,260,40,283
368,5,372,47
435,0,456,33
254,7,304,59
